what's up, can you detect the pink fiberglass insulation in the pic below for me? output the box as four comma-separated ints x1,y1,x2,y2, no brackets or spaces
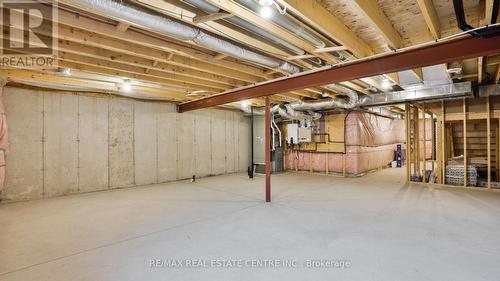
0,81,7,192
285,112,406,175
345,112,405,146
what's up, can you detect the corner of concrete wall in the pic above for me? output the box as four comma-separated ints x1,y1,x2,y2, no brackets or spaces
1,88,251,202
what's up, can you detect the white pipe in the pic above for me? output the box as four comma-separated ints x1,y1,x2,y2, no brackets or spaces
272,117,282,147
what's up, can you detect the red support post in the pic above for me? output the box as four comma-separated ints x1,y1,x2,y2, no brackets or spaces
265,96,271,202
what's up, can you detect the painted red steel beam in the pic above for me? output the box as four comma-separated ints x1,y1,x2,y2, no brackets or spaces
178,34,500,112
264,96,271,203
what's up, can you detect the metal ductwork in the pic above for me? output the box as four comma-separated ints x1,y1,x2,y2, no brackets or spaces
183,0,305,55
242,103,320,124
289,84,361,111
359,81,472,107
62,0,301,74
269,82,471,120
233,0,325,48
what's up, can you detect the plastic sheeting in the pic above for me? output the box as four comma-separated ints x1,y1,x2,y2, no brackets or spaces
0,80,7,192
345,112,405,146
285,112,406,175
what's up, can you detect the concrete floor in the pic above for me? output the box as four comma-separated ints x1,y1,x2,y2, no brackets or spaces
1,168,500,281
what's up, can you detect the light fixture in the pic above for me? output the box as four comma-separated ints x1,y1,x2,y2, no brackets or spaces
447,61,463,75
257,0,286,17
54,68,71,76
259,0,274,6
241,100,251,108
186,90,208,97
381,78,392,90
121,79,132,92
259,5,274,19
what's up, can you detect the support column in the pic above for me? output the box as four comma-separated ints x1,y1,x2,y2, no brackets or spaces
0,77,8,195
265,97,271,202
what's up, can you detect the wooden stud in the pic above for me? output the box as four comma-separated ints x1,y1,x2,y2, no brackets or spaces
405,103,411,182
342,154,346,177
441,100,446,184
487,95,491,188
423,104,427,182
463,98,467,187
295,150,298,172
309,152,313,173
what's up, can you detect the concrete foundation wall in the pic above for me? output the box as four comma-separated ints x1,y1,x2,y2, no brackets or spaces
1,87,251,202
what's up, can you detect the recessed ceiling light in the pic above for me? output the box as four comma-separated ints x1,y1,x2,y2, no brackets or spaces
381,78,392,90
260,5,273,19
121,79,132,92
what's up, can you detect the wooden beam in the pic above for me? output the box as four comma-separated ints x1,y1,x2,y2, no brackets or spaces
203,0,338,63
279,0,373,57
116,22,130,32
314,46,348,53
350,0,403,49
179,34,500,112
214,53,228,60
58,52,231,90
49,6,269,78
1,69,187,100
58,60,222,93
192,12,232,24
416,0,440,40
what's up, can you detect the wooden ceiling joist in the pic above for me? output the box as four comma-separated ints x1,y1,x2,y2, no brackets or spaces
1,69,187,100
51,7,269,78
278,0,373,58
178,34,500,112
201,0,338,63
192,12,232,24
350,0,403,49
416,0,440,40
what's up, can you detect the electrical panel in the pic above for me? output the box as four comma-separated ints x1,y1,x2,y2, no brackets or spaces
298,127,312,142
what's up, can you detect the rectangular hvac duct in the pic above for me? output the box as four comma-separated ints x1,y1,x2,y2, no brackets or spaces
361,81,472,107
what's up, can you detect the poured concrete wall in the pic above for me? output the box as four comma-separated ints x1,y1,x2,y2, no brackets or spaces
1,87,251,202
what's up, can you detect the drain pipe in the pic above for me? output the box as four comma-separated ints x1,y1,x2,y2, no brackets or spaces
272,116,282,147
453,0,500,37
61,0,301,74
